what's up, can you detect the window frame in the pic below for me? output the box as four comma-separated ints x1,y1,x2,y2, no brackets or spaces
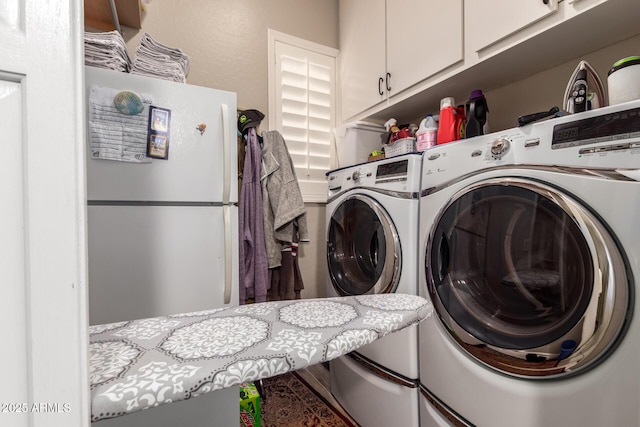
267,29,339,203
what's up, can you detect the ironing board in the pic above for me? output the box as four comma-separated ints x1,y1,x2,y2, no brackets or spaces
89,293,431,422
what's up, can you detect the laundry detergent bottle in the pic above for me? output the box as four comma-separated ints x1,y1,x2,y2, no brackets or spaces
437,97,458,145
416,114,438,151
456,104,466,140
465,89,489,138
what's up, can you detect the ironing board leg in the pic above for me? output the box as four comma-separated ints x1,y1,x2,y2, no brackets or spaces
255,379,265,403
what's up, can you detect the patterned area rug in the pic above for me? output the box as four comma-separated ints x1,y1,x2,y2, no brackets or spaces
260,371,358,427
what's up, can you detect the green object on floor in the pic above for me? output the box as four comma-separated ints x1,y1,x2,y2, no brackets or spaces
240,382,261,427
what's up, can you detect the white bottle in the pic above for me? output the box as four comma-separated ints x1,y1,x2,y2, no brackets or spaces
416,114,438,151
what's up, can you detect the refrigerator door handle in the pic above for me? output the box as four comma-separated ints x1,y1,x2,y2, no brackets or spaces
221,103,231,205
223,204,232,304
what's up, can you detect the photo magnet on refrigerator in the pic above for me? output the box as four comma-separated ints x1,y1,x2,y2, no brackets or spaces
148,105,171,159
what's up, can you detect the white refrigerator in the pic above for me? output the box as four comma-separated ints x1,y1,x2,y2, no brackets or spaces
85,66,239,426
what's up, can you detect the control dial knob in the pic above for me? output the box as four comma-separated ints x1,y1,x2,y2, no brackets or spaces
352,170,361,182
490,138,510,157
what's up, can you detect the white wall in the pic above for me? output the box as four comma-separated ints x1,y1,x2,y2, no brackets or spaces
118,0,338,299
121,0,338,119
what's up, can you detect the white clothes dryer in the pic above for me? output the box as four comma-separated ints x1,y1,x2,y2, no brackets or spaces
418,101,640,427
326,153,423,427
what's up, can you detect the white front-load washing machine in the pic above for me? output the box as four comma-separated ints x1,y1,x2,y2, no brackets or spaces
326,153,423,427
418,101,640,427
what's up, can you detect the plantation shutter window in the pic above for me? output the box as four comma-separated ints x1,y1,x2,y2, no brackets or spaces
269,31,338,203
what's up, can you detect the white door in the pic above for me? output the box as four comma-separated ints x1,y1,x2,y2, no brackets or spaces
0,2,89,427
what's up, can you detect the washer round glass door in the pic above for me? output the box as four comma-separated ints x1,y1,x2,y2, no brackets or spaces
327,194,400,296
427,177,630,378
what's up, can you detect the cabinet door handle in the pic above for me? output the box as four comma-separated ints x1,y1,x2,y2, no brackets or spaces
378,77,384,95
386,72,392,91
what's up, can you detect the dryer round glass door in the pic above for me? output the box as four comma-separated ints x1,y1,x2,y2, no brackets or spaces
327,194,401,296
426,177,630,379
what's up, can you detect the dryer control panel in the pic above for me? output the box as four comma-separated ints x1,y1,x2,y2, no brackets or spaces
517,100,640,171
421,99,640,189
551,106,640,150
326,153,423,199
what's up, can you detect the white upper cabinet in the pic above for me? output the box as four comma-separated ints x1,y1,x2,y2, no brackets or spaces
339,0,463,122
386,0,462,100
465,0,559,54
339,0,386,121
339,0,640,125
